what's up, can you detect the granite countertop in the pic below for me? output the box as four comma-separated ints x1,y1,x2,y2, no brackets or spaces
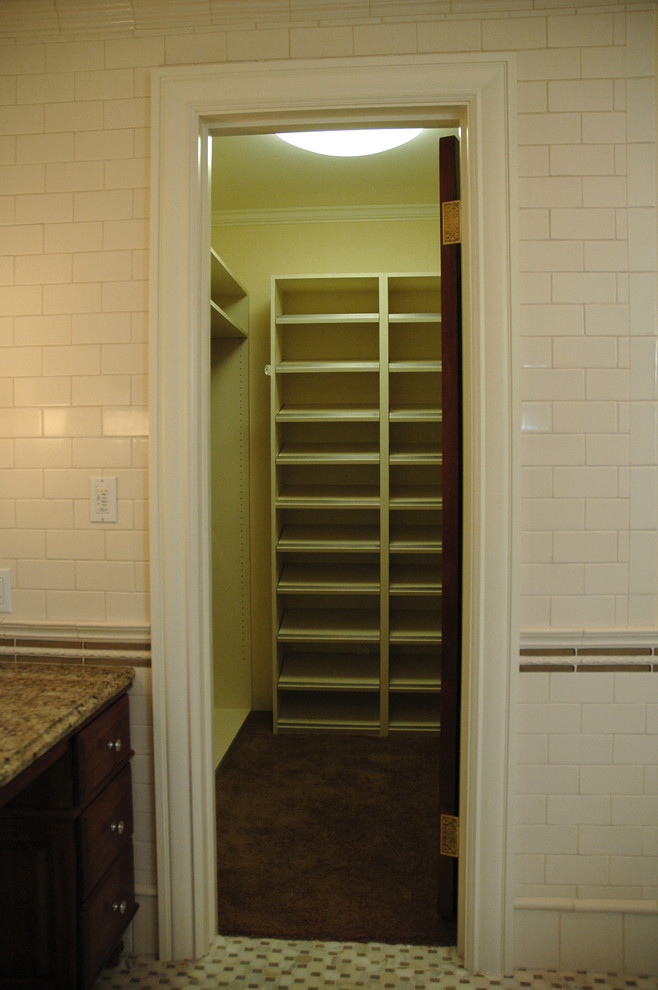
0,662,135,789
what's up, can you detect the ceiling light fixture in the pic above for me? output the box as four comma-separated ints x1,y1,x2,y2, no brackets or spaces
276,128,423,157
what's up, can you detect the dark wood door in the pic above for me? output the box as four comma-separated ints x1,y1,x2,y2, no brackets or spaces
437,133,462,918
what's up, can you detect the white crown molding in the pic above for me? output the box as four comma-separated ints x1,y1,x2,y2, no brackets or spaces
211,203,439,227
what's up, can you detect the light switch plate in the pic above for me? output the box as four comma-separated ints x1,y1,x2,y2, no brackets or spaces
0,569,12,613
90,476,118,523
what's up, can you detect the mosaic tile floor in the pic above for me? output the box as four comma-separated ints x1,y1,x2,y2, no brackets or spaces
93,937,658,989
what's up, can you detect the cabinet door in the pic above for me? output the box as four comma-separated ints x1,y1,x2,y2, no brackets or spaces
78,764,133,898
437,133,462,918
75,693,131,801
0,816,78,988
80,844,136,988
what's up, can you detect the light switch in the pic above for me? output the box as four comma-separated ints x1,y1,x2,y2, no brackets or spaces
90,476,118,523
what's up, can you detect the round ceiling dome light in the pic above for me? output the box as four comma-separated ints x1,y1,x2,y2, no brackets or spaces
276,128,423,157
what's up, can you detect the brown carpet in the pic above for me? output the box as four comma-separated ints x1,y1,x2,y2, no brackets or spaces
215,711,456,945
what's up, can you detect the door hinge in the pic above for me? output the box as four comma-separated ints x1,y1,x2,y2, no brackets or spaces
440,814,459,858
442,200,461,245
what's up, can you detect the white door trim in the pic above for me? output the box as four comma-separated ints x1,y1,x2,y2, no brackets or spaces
149,52,520,974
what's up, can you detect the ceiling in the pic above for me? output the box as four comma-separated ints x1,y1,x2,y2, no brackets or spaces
210,127,458,214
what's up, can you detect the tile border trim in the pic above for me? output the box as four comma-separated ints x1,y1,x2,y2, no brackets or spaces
520,632,658,671
515,896,658,916
0,622,151,667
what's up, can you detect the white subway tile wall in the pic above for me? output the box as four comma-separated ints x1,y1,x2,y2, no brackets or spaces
0,0,656,969
517,671,658,902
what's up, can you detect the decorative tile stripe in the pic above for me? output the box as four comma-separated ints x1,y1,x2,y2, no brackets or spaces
0,638,151,667
520,647,658,673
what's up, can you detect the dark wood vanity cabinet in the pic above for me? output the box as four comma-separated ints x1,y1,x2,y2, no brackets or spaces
0,690,137,990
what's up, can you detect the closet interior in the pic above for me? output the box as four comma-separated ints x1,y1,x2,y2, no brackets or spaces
209,127,459,757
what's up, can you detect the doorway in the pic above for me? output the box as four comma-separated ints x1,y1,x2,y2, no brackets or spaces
209,126,458,942
148,54,519,974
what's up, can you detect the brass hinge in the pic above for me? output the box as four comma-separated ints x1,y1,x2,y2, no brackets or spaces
442,200,461,245
440,814,459,858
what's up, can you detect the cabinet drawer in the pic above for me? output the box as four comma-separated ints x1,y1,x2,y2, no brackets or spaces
80,844,136,988
75,694,131,801
78,764,133,899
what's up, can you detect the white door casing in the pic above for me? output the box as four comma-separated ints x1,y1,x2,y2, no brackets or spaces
149,53,520,974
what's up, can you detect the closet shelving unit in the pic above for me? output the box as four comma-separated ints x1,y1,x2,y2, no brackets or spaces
210,248,251,767
270,273,444,734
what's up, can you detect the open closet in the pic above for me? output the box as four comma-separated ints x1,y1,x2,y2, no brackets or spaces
208,126,462,937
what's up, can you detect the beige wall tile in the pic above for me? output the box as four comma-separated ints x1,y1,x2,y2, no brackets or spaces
19,558,75,590
46,161,103,193
16,498,74,529
548,12,613,49
482,14,546,51
17,132,75,164
15,438,72,468
14,373,71,406
226,28,289,60
44,41,105,74
290,26,353,58
418,19,481,53
72,374,131,406
43,344,100,377
353,22,417,56
43,407,101,437
72,437,132,467
45,589,105,620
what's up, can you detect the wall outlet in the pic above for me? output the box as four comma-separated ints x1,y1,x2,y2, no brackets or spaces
0,569,12,613
90,476,118,523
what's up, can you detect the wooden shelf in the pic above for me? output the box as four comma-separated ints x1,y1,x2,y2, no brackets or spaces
389,361,441,373
277,692,380,732
278,653,380,690
277,404,380,421
389,610,442,644
210,249,248,338
278,563,380,594
276,442,379,464
389,654,442,692
389,406,442,421
389,443,441,463
389,565,441,595
277,360,379,374
389,313,441,324
277,524,380,552
276,484,380,507
390,527,442,552
389,487,442,508
278,608,380,642
388,694,441,732
277,313,379,325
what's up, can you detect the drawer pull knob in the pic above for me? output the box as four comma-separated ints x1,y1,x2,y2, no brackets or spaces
110,820,125,835
107,738,123,752
112,899,128,914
